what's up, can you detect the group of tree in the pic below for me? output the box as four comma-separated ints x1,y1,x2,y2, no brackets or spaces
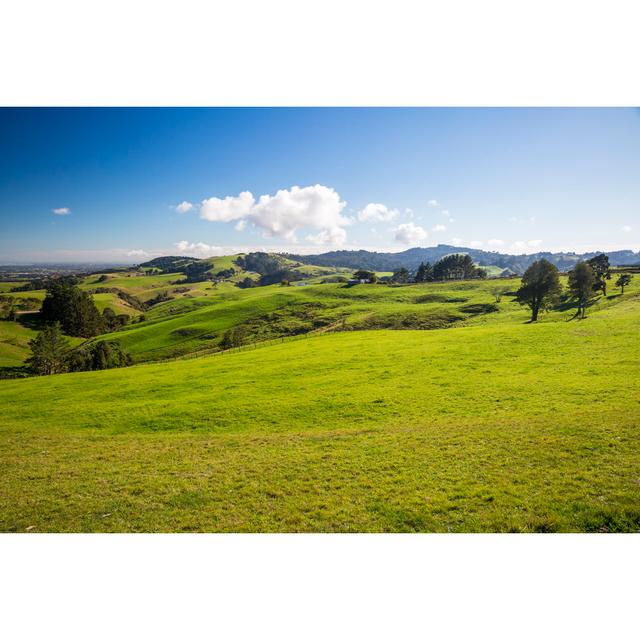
41,280,105,337
26,322,132,375
432,254,487,281
182,261,213,283
352,270,377,283
517,254,633,321
387,255,487,285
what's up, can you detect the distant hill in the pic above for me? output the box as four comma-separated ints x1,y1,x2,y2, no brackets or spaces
285,245,640,274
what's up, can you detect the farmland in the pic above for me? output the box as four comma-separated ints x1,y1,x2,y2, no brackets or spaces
0,258,639,532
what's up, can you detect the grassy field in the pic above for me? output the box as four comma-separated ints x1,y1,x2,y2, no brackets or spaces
0,320,39,367
1,288,639,532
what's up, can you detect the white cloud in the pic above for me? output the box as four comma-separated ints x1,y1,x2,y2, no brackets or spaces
469,240,483,248
427,200,440,207
174,240,225,258
126,249,150,258
251,185,348,241
622,225,632,232
487,238,505,247
394,222,427,245
306,227,347,246
358,202,399,222
52,207,70,215
197,185,349,244
175,201,194,214
527,239,543,247
200,191,255,222
451,237,463,245
508,216,518,222
441,210,450,217
235,219,247,232
511,241,527,252
405,208,414,218
432,224,447,232
529,216,536,223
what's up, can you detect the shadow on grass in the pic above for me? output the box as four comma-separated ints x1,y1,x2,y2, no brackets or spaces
17,312,45,331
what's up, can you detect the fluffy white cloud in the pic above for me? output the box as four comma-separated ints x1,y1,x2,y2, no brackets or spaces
487,238,505,247
197,185,349,244
451,237,463,245
200,191,255,222
622,225,632,232
126,249,150,258
432,224,446,232
235,219,247,232
52,207,70,215
394,222,427,245
357,202,399,222
306,227,347,246
527,239,543,247
469,240,483,248
511,241,527,252
174,240,225,258
251,185,348,241
427,200,440,207
175,201,194,214
441,209,450,217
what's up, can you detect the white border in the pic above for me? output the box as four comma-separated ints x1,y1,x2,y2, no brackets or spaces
1,0,639,106
1,534,638,639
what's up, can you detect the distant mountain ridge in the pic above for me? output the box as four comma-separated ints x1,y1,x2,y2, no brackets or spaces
284,245,640,274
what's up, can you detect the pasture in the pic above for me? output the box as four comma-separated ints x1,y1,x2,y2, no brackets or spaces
1,291,639,532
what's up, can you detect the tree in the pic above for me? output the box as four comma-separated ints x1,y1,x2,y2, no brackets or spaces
26,322,69,375
67,341,132,372
352,270,377,283
432,254,485,281
586,253,611,296
516,259,562,322
414,262,433,282
615,273,632,294
220,326,249,350
390,267,410,284
568,261,596,318
40,280,104,337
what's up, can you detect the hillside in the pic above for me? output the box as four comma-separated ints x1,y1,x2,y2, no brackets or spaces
1,291,639,532
286,245,640,274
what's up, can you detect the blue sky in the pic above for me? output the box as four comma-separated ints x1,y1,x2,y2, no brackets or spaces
0,107,638,263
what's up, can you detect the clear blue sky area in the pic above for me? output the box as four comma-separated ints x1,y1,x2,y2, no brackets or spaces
1,107,638,262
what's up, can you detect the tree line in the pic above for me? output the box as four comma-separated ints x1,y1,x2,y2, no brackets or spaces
26,279,133,375
517,253,633,321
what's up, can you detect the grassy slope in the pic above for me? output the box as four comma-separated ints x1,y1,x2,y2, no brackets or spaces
1,292,639,532
0,320,39,366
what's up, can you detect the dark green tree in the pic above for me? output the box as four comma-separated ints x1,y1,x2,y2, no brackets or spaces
516,259,562,322
414,261,433,282
26,322,69,375
586,253,611,296
352,270,377,283
390,267,410,284
432,254,485,281
568,261,596,318
66,341,132,372
40,280,104,337
615,273,632,294
220,326,249,350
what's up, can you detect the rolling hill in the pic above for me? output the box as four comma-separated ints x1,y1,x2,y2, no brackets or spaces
1,288,639,532
286,245,640,274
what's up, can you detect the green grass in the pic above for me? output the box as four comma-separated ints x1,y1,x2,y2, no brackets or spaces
1,290,639,532
0,320,39,366
84,275,640,363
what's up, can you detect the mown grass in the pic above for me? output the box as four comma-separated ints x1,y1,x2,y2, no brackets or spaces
1,292,639,532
